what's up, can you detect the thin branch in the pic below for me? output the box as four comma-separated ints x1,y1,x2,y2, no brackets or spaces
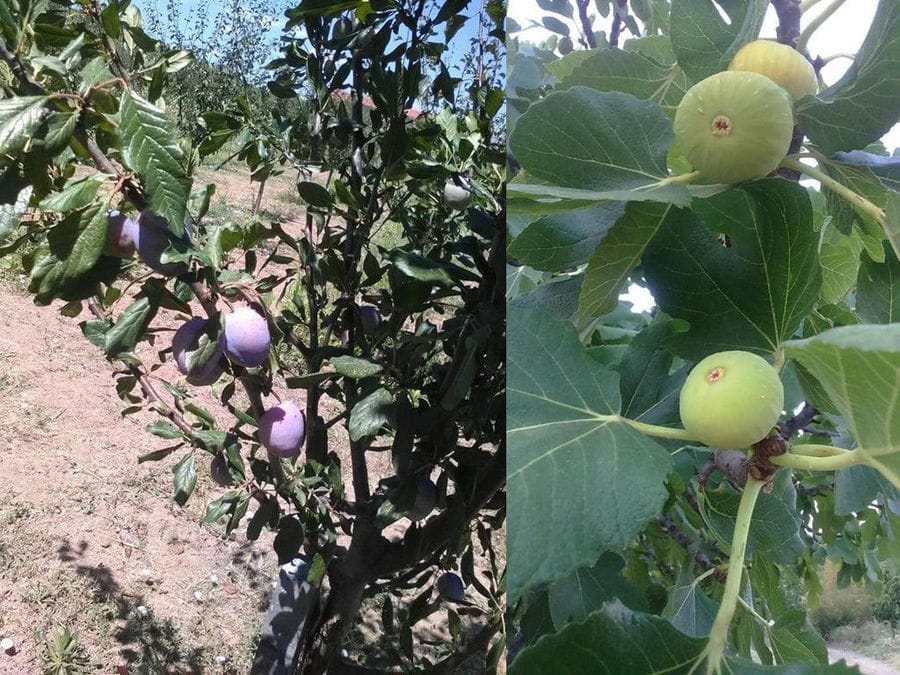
575,0,597,49
657,514,723,580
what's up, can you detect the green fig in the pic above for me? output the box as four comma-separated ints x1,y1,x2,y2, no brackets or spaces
674,71,794,184
679,350,784,449
729,40,817,100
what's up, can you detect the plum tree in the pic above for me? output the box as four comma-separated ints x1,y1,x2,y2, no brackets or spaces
408,476,438,521
134,210,189,276
258,401,306,457
443,180,471,211
729,39,817,100
673,70,794,184
436,572,466,603
222,305,271,368
359,305,381,336
679,350,784,449
104,211,137,258
171,317,224,386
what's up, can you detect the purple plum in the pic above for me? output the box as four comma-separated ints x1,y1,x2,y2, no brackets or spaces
134,209,189,276
258,401,306,457
172,317,224,386
436,572,465,603
359,305,381,336
223,306,271,368
210,454,234,486
104,210,138,257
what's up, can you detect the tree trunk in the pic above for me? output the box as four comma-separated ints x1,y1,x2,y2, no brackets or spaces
252,178,267,215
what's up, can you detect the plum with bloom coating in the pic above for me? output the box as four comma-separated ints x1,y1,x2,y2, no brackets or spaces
258,401,306,457
104,210,138,257
223,306,271,368
172,317,224,386
134,210,189,276
679,350,784,449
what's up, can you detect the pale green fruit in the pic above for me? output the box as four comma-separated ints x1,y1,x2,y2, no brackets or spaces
729,40,817,100
679,350,784,449
443,181,471,211
674,71,794,184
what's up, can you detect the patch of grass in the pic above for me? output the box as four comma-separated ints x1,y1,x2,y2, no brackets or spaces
41,626,90,675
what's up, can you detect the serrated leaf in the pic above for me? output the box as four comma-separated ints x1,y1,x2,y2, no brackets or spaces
797,0,900,155
0,185,31,242
508,310,672,600
508,202,625,272
784,324,900,459
0,96,49,165
118,89,190,236
670,0,768,83
39,112,77,153
104,296,158,355
348,388,393,441
508,87,691,208
643,180,821,359
39,175,108,212
330,355,383,378
173,453,197,506
147,420,182,439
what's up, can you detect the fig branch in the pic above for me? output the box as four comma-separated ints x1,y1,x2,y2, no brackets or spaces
691,476,765,675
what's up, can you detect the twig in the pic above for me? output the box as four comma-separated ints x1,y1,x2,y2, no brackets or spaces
657,514,724,580
778,401,819,440
609,0,627,48
575,0,597,49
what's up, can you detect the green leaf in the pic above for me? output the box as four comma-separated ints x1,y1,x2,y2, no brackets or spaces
104,296,159,356
856,243,900,323
818,230,863,305
203,490,241,523
834,465,899,516
510,603,706,674
561,49,689,107
769,610,828,665
330,355,383,379
147,420,183,439
508,310,672,600
643,180,821,359
797,0,900,155
579,201,672,320
348,388,394,441
118,89,190,236
0,185,31,243
39,112,77,153
662,566,719,638
548,552,647,628
0,97,49,166
508,202,625,272
39,175,108,212
784,324,900,458
508,276,582,324
296,181,333,208
670,0,768,83
508,87,690,207
391,251,458,286
173,453,197,506
100,0,121,38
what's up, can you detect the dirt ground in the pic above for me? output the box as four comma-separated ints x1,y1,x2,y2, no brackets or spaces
830,647,900,675
0,168,500,672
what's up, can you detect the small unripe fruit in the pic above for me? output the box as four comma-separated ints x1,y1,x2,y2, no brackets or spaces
558,37,573,55
104,210,137,257
436,572,465,603
223,306,271,368
258,401,306,457
443,181,471,211
408,476,437,520
359,306,381,336
679,350,784,449
674,71,794,184
134,210,189,276
729,40,817,100
172,317,224,386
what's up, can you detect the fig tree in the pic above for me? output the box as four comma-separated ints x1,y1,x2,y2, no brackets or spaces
134,210,189,276
223,306,271,368
104,210,137,258
673,71,794,184
443,181,471,211
729,40,817,100
258,401,306,457
172,317,224,386
679,350,784,449
359,305,381,336
436,572,465,603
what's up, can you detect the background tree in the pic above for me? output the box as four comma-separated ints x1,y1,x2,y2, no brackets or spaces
0,0,505,671
507,0,899,672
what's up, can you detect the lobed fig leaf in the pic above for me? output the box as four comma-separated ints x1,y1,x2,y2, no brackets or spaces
729,40,817,101
674,71,794,184
679,350,784,449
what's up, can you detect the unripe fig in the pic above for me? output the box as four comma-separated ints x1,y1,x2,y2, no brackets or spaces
104,210,137,258
729,40,817,100
674,71,794,184
443,181,471,211
172,317,224,386
359,305,381,336
134,209,189,276
258,401,306,457
679,350,784,449
558,37,573,55
436,572,465,603
210,454,234,486
408,476,437,521
223,306,271,368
